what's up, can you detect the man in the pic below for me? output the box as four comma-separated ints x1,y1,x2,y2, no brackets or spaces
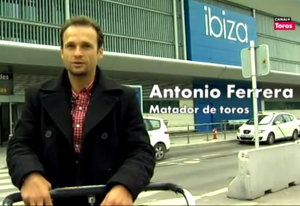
6,15,156,206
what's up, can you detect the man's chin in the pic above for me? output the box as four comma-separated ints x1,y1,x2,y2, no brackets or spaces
69,69,88,76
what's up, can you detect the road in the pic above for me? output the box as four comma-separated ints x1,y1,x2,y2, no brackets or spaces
0,139,294,205
0,168,18,204
135,139,294,205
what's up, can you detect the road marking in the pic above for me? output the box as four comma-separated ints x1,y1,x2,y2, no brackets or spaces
183,160,200,164
0,173,9,178
0,184,16,190
0,201,23,206
141,188,228,205
200,188,227,197
166,163,178,166
193,188,228,200
230,202,258,205
138,191,161,199
0,169,8,174
0,173,10,178
0,179,11,184
233,150,242,154
157,158,186,165
0,190,19,198
138,187,258,205
201,153,220,158
141,195,200,205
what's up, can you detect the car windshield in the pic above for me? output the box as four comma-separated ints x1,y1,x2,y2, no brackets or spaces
245,114,273,125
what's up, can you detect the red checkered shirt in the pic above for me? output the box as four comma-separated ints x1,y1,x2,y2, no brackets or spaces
71,81,94,153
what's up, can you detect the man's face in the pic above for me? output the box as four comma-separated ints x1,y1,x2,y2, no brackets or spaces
61,25,103,76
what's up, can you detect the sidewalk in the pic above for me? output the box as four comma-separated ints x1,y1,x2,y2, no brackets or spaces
170,132,237,147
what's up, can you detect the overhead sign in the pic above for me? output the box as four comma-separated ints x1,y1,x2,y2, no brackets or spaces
0,73,13,95
184,0,257,66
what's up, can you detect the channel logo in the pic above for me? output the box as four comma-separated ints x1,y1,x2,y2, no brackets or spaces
274,17,295,30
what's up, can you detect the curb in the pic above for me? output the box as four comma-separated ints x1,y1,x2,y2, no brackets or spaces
170,133,237,140
171,139,237,147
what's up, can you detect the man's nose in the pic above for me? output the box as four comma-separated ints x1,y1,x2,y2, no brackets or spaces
74,47,83,56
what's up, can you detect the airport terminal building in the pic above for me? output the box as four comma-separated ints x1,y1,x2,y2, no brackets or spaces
0,0,300,141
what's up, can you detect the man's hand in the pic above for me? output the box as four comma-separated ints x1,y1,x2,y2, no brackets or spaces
101,185,133,206
21,172,52,206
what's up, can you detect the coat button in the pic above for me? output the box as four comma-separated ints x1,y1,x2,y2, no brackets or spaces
107,168,113,176
101,132,108,140
45,130,52,138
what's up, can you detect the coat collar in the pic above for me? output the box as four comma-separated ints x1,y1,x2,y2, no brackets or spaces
40,66,123,150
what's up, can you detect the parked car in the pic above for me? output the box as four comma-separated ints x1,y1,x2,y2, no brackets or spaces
143,116,170,161
297,118,300,136
236,112,299,145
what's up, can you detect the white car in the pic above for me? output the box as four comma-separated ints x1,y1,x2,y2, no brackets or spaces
297,118,300,135
143,116,170,161
236,112,299,145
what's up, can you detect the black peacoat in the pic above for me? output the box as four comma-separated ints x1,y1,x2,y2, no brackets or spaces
6,67,156,206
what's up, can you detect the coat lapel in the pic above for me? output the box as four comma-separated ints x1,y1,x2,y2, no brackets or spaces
82,70,123,142
40,71,73,147
38,67,123,147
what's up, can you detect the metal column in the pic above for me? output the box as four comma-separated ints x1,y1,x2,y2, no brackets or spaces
65,0,70,19
173,0,179,59
180,0,187,60
9,102,13,137
252,8,256,18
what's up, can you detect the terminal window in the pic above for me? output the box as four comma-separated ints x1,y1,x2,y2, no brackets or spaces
264,101,300,110
143,100,179,113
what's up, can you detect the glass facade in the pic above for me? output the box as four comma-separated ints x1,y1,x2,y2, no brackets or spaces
0,0,179,58
256,12,300,74
265,101,300,110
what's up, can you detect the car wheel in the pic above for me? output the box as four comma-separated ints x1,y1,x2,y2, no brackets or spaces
154,143,166,161
291,129,298,140
267,132,275,145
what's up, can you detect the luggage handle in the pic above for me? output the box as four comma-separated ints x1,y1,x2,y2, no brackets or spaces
2,182,196,206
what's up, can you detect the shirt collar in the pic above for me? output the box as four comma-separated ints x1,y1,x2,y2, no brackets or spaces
72,80,94,98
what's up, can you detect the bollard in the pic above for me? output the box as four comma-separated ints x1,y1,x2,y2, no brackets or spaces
212,128,218,139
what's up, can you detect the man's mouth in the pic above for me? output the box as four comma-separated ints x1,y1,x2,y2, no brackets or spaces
72,62,85,66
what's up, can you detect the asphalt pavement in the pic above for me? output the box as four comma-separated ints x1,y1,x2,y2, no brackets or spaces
0,168,18,205
134,139,295,205
166,139,251,159
0,139,253,205
0,139,296,205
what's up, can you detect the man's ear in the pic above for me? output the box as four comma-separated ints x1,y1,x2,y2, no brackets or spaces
60,47,64,60
98,47,104,60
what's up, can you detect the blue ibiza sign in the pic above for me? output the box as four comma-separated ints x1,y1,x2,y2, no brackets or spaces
184,0,257,66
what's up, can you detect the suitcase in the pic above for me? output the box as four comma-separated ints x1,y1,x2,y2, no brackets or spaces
2,182,196,206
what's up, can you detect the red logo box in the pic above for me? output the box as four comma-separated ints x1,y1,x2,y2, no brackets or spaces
274,17,296,30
